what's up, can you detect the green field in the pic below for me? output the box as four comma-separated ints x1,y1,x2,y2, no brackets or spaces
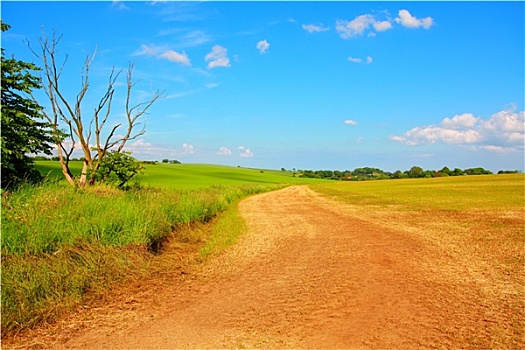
35,161,329,189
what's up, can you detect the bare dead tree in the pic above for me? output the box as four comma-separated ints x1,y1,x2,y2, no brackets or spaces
28,30,163,187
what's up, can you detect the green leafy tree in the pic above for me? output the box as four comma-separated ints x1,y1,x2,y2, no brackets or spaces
439,166,451,177
1,23,55,189
95,151,143,188
407,166,424,178
451,168,464,176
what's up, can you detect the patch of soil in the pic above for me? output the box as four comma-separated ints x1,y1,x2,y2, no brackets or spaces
4,186,522,349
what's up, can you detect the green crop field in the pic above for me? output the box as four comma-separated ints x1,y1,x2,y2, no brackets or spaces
35,161,329,189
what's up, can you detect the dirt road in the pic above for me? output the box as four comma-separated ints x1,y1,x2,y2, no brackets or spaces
56,185,516,348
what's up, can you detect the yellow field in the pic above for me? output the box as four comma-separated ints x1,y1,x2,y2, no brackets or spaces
312,174,524,346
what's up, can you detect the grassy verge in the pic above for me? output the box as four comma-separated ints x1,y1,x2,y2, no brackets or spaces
198,198,247,260
1,182,283,335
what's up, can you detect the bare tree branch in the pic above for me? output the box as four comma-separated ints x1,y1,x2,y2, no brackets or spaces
29,30,163,187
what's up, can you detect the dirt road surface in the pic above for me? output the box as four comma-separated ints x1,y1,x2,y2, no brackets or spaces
42,186,520,348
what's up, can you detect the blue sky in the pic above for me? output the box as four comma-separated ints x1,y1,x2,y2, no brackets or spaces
2,1,524,172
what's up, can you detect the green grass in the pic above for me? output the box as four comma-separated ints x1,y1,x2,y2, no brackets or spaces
35,161,329,189
198,198,247,260
1,181,283,333
2,162,327,335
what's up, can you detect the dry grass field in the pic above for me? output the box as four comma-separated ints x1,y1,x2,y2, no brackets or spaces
311,174,525,347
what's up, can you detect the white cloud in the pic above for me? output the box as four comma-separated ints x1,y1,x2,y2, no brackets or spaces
217,146,232,156
238,146,254,158
395,9,434,29
336,14,393,39
182,143,195,154
336,9,433,39
373,20,392,32
120,140,196,158
137,44,191,66
138,44,158,56
302,24,329,33
256,40,270,54
390,108,525,153
441,113,480,129
112,0,129,10
336,15,375,39
181,30,211,47
160,50,191,66
348,56,373,64
205,45,230,68
390,126,482,146
481,145,516,153
344,119,358,126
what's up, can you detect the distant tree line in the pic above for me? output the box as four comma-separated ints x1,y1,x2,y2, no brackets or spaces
286,166,520,181
32,156,181,165
162,159,181,164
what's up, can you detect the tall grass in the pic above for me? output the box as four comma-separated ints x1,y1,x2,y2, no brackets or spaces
1,182,282,333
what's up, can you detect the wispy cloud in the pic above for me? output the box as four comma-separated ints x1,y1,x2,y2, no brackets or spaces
256,39,270,54
122,140,196,158
182,143,195,154
154,1,212,22
302,24,329,33
137,44,191,66
137,44,158,56
205,45,231,68
390,107,524,153
180,30,211,47
347,56,373,64
217,146,232,155
112,0,129,10
149,0,166,6
344,119,358,126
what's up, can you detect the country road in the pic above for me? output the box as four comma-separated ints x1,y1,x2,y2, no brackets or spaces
10,185,521,349
62,185,482,349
